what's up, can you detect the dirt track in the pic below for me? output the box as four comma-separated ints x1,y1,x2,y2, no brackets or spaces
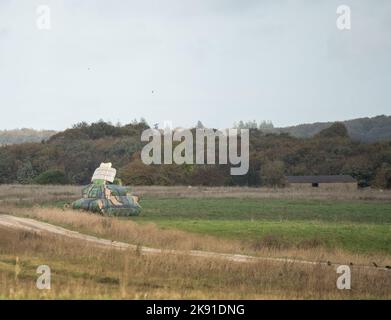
0,214,389,272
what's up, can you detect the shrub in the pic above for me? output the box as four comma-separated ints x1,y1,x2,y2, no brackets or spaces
34,170,68,185
260,160,286,187
16,161,36,184
315,122,349,139
373,164,391,189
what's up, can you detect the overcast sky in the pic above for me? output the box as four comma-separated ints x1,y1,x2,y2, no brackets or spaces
0,0,390,130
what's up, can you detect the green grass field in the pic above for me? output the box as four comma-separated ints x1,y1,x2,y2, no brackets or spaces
131,198,391,254
27,192,391,255
3,186,391,299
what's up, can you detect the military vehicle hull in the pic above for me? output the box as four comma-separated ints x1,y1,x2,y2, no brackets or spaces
72,183,141,216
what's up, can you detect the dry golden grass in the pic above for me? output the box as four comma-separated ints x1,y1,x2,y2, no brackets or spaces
0,184,80,204
1,184,390,299
4,205,391,268
132,185,391,201
1,184,391,204
1,226,390,299
5,205,242,253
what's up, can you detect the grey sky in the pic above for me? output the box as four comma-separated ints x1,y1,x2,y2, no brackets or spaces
0,0,390,130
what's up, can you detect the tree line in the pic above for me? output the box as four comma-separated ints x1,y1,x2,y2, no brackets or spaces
0,120,390,188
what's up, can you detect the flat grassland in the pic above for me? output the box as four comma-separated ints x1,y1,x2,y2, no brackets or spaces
139,198,391,255
0,184,390,299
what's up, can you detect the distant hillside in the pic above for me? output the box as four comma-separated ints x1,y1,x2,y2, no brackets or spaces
267,115,391,143
0,129,56,146
2,115,390,146
0,120,390,188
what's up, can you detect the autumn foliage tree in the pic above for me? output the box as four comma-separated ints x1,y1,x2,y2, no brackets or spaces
0,120,390,188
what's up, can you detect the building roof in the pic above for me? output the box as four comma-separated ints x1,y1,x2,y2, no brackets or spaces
286,175,356,184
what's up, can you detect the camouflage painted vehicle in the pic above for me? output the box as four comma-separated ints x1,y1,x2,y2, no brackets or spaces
71,163,141,216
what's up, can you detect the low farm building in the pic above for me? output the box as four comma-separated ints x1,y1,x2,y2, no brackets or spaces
286,175,357,189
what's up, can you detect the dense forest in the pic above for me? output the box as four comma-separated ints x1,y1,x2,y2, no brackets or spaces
0,120,390,188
